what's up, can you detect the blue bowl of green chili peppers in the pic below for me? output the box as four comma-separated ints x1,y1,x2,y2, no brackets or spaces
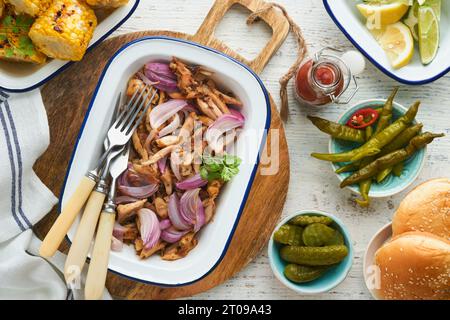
329,98,426,201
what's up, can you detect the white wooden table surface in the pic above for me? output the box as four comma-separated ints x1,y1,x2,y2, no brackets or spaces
112,0,450,300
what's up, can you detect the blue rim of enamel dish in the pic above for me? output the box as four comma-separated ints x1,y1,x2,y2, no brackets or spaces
322,0,450,85
0,0,140,93
58,36,272,287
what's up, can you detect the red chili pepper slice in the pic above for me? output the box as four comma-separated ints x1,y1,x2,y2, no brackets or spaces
347,108,379,129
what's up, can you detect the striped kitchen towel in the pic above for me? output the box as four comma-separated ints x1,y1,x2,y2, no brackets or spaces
0,90,111,300
0,90,57,242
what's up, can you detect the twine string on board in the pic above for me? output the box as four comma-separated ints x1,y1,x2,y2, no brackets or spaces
247,2,308,122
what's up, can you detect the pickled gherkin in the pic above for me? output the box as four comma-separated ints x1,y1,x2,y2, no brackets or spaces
302,223,344,246
274,225,304,246
284,264,329,283
280,245,348,266
289,215,333,226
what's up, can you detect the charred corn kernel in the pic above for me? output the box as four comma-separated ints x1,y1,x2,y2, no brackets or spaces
29,0,97,61
0,10,46,63
5,0,52,17
86,0,129,8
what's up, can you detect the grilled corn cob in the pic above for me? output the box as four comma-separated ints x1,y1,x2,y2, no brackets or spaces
5,0,52,17
86,0,129,8
0,9,46,63
29,0,97,61
0,1,4,19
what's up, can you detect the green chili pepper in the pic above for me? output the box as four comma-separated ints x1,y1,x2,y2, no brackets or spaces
373,123,423,182
356,89,398,205
365,126,373,140
377,123,423,157
393,162,404,177
374,87,398,135
308,116,366,143
340,132,444,188
311,101,420,163
335,162,360,174
376,167,393,183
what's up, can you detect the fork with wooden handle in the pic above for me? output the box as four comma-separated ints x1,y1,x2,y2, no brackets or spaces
85,144,130,300
39,86,152,258
63,88,156,285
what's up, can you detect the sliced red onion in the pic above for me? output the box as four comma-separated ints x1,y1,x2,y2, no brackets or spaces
136,72,159,87
205,114,244,152
229,108,245,122
158,113,180,138
176,173,207,190
111,236,123,252
180,188,205,232
159,219,172,230
157,156,168,174
149,99,187,130
117,183,158,198
161,227,189,244
115,196,140,205
170,149,182,181
137,208,161,249
113,222,126,239
168,193,192,230
144,62,178,92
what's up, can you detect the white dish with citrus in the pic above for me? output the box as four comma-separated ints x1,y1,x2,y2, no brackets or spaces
323,0,450,84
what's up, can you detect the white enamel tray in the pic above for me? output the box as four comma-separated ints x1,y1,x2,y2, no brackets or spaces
323,0,450,84
0,0,139,93
60,36,271,286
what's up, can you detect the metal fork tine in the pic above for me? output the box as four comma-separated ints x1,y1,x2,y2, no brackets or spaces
127,92,156,135
112,88,140,129
117,84,149,129
121,88,154,133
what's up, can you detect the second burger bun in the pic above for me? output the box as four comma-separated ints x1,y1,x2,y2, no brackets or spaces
393,178,450,240
374,231,450,300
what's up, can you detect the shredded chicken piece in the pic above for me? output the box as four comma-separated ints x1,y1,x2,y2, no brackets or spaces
211,87,243,107
117,199,147,223
203,198,216,224
170,58,199,97
122,223,139,242
141,145,177,165
141,241,166,259
196,98,217,120
154,197,168,219
207,180,223,200
132,131,149,161
205,97,223,118
209,90,230,114
132,163,160,184
161,168,173,195
161,232,198,261
178,113,195,144
155,135,181,147
198,115,214,126
180,164,193,177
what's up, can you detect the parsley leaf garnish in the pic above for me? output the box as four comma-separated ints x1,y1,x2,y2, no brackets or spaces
200,154,242,182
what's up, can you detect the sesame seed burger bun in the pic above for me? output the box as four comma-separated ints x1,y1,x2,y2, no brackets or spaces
393,178,450,241
374,231,450,300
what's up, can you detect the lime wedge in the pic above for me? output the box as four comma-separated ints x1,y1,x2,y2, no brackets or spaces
418,6,439,64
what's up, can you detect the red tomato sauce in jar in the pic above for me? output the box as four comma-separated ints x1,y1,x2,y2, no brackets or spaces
295,59,344,107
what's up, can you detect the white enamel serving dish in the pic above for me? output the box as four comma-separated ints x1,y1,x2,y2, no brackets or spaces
363,222,392,300
60,36,271,286
323,0,450,85
0,0,139,93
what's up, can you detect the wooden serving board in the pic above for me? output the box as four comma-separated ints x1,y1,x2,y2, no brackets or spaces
34,0,290,299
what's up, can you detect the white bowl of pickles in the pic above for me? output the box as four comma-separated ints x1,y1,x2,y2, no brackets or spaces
268,210,353,294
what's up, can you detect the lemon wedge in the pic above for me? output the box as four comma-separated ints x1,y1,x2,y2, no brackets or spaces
377,22,414,69
357,2,410,26
418,6,440,64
